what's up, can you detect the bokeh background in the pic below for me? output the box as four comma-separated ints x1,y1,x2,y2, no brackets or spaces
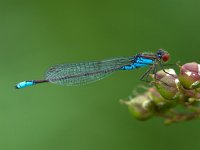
1,0,200,150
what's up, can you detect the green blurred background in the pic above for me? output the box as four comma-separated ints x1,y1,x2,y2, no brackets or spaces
1,0,200,150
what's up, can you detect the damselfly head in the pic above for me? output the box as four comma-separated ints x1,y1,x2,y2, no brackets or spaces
156,49,170,62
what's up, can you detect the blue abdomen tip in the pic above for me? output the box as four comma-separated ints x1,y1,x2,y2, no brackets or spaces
15,81,35,89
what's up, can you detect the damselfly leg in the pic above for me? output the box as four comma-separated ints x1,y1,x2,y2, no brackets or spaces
140,65,154,82
140,60,174,83
158,60,176,78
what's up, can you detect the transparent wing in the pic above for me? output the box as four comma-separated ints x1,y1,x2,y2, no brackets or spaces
45,56,133,86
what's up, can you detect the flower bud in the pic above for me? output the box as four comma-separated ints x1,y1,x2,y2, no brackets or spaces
153,69,180,100
179,62,200,89
148,88,177,111
180,87,200,102
121,94,155,121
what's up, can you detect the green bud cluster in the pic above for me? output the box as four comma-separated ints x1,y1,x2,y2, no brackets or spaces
121,62,200,124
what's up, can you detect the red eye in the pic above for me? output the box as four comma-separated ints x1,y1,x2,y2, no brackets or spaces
162,54,170,62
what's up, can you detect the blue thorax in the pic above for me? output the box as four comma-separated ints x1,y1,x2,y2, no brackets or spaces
120,57,154,70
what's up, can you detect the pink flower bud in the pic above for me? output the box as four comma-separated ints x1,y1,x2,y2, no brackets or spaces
179,62,200,89
154,69,179,100
148,88,177,110
121,94,154,121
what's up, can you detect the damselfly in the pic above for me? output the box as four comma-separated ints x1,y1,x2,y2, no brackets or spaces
15,49,170,89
